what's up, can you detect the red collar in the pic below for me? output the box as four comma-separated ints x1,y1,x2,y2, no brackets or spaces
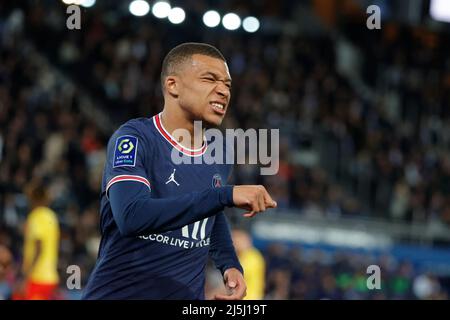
153,113,207,157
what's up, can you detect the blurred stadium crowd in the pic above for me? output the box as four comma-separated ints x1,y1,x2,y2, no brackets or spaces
0,1,449,299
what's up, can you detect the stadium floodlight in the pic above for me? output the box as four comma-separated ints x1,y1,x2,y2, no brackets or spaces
242,16,260,33
430,0,450,23
168,7,185,24
129,0,150,17
80,0,96,8
222,13,241,31
152,1,171,19
203,10,221,28
62,0,81,4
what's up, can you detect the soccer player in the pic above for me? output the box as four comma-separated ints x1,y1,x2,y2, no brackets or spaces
232,229,266,300
82,43,277,300
22,181,60,300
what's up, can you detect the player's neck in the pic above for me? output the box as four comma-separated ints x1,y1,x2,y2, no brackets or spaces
160,107,205,150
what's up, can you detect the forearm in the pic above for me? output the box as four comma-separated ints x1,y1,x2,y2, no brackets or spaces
209,212,243,275
109,182,234,237
22,240,41,278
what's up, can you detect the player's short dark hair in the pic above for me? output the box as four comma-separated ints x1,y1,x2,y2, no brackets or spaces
160,42,226,90
26,180,49,206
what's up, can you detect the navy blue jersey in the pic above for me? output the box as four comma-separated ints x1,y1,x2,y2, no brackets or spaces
82,113,242,300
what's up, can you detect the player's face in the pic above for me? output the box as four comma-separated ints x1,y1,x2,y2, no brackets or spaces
178,54,231,127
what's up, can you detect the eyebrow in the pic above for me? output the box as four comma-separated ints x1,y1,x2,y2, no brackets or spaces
201,71,232,84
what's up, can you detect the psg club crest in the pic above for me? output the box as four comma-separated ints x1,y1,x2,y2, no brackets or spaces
212,174,222,188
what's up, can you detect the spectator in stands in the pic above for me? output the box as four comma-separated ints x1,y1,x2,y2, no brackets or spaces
0,245,13,300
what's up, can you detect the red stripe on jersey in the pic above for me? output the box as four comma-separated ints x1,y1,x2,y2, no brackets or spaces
106,175,151,193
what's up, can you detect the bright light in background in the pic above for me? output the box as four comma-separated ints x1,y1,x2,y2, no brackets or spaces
129,0,150,17
62,0,82,4
242,16,260,32
168,7,185,24
222,13,241,30
59,0,97,6
430,0,450,23
152,1,171,19
80,0,96,8
203,10,221,28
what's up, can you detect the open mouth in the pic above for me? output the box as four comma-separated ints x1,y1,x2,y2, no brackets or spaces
210,102,226,115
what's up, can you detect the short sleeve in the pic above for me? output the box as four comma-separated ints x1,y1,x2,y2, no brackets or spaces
27,209,58,240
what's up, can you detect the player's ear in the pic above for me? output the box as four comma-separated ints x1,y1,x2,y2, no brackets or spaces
165,76,179,98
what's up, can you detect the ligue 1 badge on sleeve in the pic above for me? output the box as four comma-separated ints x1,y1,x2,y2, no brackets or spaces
113,135,138,167
212,174,222,188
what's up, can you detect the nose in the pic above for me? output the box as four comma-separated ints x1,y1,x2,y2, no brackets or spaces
215,82,230,99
